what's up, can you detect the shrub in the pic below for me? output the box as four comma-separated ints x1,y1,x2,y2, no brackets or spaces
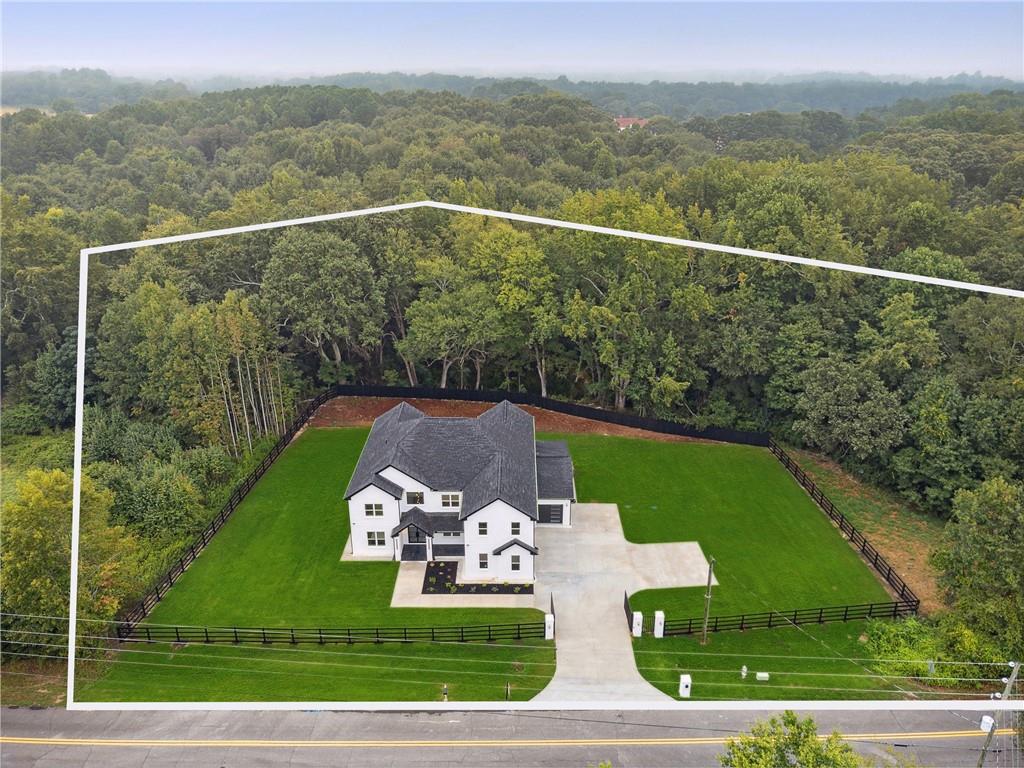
2,402,47,435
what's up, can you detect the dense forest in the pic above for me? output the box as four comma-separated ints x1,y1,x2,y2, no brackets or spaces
4,66,1022,117
1,83,1021,664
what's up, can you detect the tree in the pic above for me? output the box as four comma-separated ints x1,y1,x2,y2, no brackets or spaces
794,358,908,461
931,477,1024,658
263,229,385,380
28,326,82,428
0,469,141,653
719,711,860,768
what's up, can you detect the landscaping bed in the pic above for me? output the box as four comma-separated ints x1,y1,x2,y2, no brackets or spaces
422,560,534,595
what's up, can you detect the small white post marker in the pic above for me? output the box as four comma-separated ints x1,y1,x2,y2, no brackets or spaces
631,611,643,638
654,610,665,638
544,613,555,640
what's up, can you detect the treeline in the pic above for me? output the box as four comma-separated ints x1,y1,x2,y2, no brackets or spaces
4,67,1022,119
1,68,190,113
1,84,1021,659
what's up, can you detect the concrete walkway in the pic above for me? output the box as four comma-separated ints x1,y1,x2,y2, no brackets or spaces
532,503,714,701
391,562,535,608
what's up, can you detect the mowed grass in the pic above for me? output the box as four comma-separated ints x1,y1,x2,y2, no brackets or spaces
632,621,934,700
551,432,900,700
553,433,891,618
78,427,552,702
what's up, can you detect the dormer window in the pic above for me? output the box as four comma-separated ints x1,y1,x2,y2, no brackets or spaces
406,491,424,505
441,493,460,508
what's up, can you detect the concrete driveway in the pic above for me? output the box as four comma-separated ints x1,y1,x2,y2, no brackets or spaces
532,503,714,701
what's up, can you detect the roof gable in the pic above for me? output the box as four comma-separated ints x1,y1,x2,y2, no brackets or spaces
345,400,538,518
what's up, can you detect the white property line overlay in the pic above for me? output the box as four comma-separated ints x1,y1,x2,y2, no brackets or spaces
68,199,1024,712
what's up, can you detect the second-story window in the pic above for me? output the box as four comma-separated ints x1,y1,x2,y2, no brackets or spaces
441,493,460,508
365,503,383,516
478,521,488,536
406,491,424,505
511,521,521,536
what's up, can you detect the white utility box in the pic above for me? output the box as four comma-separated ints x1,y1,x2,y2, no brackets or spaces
679,674,692,698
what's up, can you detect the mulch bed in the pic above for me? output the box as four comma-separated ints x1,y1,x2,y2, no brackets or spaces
309,395,702,443
421,560,533,595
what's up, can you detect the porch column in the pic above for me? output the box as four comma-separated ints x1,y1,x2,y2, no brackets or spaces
393,534,400,561
426,535,433,561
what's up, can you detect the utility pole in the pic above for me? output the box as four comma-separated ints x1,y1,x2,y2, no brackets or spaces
977,660,1019,767
700,556,716,646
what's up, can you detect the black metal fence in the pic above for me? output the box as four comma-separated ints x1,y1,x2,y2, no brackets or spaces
117,390,335,634
661,599,919,637
623,591,633,629
768,438,921,607
118,620,547,644
330,384,771,447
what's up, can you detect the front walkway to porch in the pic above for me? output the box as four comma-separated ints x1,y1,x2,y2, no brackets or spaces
390,562,537,608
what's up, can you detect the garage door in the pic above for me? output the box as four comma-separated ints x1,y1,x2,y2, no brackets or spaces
538,504,563,524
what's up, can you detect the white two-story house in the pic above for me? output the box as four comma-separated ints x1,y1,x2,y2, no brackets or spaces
344,400,575,582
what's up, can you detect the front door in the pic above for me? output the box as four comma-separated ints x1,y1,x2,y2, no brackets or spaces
408,527,427,544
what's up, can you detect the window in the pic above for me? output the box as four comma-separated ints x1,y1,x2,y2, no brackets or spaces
479,553,488,569
478,521,488,536
511,521,521,536
441,493,460,508
366,531,386,547
406,491,424,505
364,503,383,517
511,554,521,572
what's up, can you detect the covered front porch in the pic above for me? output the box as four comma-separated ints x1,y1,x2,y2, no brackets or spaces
391,507,464,562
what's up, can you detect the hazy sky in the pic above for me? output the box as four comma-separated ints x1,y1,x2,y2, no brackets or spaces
3,2,1022,81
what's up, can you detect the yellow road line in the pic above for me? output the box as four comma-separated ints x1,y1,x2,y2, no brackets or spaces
0,729,1014,749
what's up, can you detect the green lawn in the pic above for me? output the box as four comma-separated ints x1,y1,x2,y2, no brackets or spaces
557,433,891,618
632,621,936,701
78,427,553,702
552,432,904,700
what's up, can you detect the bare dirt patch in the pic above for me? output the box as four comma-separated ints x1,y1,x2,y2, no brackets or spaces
791,449,944,614
309,396,705,443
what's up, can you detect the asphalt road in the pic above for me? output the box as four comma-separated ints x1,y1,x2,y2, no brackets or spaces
2,707,1020,767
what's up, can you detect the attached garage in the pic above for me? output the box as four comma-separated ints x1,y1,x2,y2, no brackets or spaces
535,439,575,526
538,503,564,524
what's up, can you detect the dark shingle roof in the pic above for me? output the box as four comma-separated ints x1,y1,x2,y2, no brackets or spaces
345,400,539,519
535,440,576,500
391,507,434,537
492,538,539,555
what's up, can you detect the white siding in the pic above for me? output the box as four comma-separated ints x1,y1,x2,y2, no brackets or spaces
378,465,463,516
348,486,399,557
462,500,535,582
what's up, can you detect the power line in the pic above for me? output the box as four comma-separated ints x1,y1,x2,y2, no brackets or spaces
3,641,555,681
1,651,548,693
631,648,1010,667
3,628,558,668
634,664,1005,683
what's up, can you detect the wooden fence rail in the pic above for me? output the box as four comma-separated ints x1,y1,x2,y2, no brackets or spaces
661,599,919,637
117,620,548,645
767,438,920,608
